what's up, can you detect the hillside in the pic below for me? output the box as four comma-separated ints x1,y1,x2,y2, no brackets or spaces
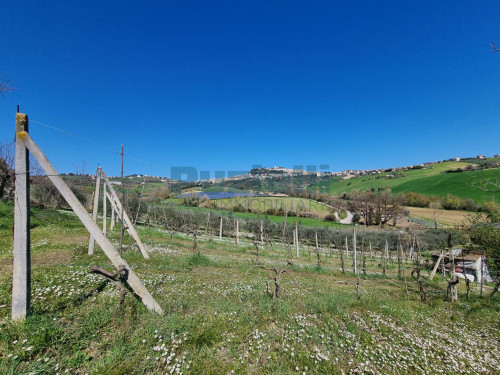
0,201,499,374
319,161,500,202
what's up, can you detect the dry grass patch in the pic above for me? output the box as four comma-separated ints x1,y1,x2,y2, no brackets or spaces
405,206,469,226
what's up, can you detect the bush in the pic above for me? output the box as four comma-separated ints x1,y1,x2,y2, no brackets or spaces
405,192,429,208
441,194,463,210
324,214,337,222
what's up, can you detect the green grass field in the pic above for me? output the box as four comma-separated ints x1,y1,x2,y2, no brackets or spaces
0,200,499,374
319,161,500,202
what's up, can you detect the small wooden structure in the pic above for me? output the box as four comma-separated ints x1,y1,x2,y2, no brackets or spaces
431,250,492,283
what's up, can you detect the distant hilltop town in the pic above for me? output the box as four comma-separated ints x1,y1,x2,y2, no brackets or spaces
245,154,500,181
66,154,500,183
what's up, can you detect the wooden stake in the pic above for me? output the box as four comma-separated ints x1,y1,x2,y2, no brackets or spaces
102,182,107,235
260,220,264,250
18,132,162,314
12,113,30,321
219,216,223,239
235,219,239,245
295,223,299,258
88,166,102,255
101,171,150,259
353,226,357,274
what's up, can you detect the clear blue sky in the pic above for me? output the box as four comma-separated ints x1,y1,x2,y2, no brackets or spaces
1,1,499,179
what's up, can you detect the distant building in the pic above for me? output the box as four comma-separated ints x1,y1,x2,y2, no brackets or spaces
476,155,485,159
453,157,461,162
494,154,500,158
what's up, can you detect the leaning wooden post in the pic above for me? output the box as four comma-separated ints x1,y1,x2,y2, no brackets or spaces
106,191,118,231
102,181,107,235
88,166,102,255
12,113,30,321
353,226,357,274
101,171,150,259
429,253,443,280
219,216,223,240
18,132,162,314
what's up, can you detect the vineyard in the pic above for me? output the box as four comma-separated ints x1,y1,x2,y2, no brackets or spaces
1,197,500,374
1,114,499,375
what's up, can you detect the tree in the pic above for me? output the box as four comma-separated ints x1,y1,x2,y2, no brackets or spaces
464,210,500,267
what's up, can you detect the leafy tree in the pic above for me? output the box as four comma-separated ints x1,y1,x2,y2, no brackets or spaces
464,209,500,267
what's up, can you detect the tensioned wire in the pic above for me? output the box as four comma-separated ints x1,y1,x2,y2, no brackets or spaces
30,120,170,173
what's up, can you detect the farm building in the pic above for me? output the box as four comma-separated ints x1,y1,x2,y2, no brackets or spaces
431,249,492,283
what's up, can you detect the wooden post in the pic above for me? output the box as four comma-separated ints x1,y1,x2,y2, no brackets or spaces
102,182,107,235
449,247,458,302
441,249,446,278
295,223,299,258
260,220,264,249
235,219,239,245
353,226,357,274
219,216,223,240
17,132,162,314
480,251,485,297
12,113,30,321
345,236,349,259
88,166,102,255
101,171,150,259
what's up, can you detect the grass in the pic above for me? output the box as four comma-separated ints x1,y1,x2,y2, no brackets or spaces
0,202,499,374
320,161,500,202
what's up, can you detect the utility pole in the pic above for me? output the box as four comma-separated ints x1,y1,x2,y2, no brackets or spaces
120,144,124,254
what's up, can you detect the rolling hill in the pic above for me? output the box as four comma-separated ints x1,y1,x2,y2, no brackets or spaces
318,161,500,203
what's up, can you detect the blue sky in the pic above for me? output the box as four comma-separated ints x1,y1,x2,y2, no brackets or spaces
1,1,499,179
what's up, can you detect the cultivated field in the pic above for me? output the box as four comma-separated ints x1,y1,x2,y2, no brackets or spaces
405,206,470,227
1,202,499,374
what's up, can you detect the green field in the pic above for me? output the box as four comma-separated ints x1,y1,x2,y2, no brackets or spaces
320,161,500,202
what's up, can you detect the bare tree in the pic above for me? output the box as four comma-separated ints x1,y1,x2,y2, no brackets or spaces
0,141,14,199
491,41,500,53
